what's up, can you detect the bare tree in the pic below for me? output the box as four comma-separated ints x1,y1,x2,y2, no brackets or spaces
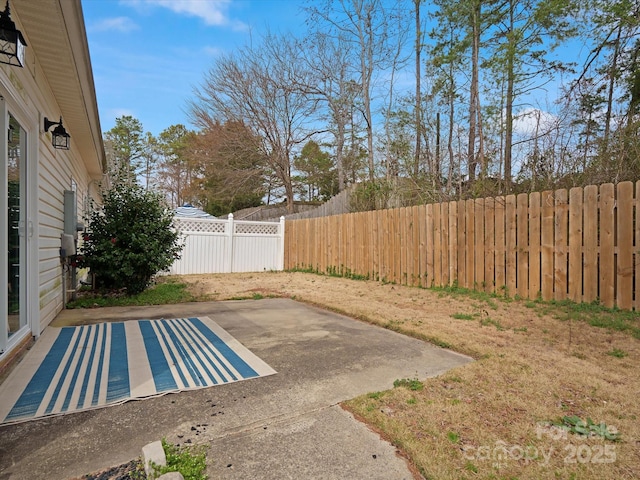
298,32,359,192
190,33,320,211
467,0,483,183
382,4,411,179
306,0,395,181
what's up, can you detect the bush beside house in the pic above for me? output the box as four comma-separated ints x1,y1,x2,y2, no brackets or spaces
80,182,182,295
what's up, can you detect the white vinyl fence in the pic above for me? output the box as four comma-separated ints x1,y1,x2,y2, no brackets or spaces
168,214,285,275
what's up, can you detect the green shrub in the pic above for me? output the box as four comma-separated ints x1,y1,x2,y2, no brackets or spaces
80,182,182,295
152,439,208,480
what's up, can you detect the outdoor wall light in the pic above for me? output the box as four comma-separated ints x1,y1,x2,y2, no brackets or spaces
44,117,70,150
0,1,26,67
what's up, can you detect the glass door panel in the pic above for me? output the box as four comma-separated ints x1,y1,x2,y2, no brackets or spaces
6,113,26,338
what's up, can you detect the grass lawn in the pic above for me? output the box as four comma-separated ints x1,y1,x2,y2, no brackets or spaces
65,278,196,308
179,272,639,480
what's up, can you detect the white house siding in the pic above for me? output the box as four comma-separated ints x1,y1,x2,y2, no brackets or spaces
0,0,105,355
37,147,95,330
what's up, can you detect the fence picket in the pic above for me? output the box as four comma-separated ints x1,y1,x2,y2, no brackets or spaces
485,197,495,293
541,191,554,301
617,182,633,309
494,197,506,293
569,187,583,303
529,192,541,299
457,201,466,288
369,211,376,279
466,199,475,289
600,184,615,307
441,202,450,286
517,193,529,299
393,209,401,283
434,203,442,287
583,186,598,303
636,181,640,310
382,209,391,282
475,199,485,290
554,189,568,301
449,201,458,286
412,205,421,286
418,205,427,287
402,207,412,285
352,214,358,276
310,218,317,271
426,204,434,287
506,195,517,297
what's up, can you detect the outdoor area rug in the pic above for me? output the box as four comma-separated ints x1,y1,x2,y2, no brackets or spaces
0,317,276,425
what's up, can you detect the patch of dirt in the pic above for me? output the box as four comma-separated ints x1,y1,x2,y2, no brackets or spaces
72,459,144,480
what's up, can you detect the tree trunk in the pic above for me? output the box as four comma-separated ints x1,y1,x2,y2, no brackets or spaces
504,0,515,194
436,111,441,188
336,120,346,191
414,0,422,177
467,0,480,184
604,25,622,149
447,73,455,196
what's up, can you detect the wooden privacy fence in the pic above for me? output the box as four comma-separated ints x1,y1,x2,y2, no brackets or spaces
284,181,640,310
169,214,285,275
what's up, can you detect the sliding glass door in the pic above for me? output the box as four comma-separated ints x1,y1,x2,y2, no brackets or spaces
1,109,27,354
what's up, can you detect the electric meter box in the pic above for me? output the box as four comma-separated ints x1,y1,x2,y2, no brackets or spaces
63,190,83,238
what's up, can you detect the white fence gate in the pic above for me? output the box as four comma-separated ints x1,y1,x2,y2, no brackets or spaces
168,214,285,275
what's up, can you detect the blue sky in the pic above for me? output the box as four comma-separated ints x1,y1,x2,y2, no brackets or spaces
82,0,589,141
82,0,306,136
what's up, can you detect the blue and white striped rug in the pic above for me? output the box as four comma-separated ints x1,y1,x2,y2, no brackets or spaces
0,317,276,425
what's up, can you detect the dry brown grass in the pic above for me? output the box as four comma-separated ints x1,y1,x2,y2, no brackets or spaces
178,272,640,480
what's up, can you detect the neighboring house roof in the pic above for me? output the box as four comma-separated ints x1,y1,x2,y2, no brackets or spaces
175,205,215,219
13,0,105,178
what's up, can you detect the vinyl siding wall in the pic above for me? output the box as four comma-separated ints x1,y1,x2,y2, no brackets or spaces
0,15,101,335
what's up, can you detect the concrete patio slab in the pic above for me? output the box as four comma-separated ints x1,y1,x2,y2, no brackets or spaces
0,298,471,479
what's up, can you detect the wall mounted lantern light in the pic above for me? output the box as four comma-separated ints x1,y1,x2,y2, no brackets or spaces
44,117,70,150
0,1,26,67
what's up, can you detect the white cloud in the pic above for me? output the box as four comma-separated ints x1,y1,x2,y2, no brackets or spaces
512,108,558,136
128,0,247,29
90,17,139,33
202,45,223,57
